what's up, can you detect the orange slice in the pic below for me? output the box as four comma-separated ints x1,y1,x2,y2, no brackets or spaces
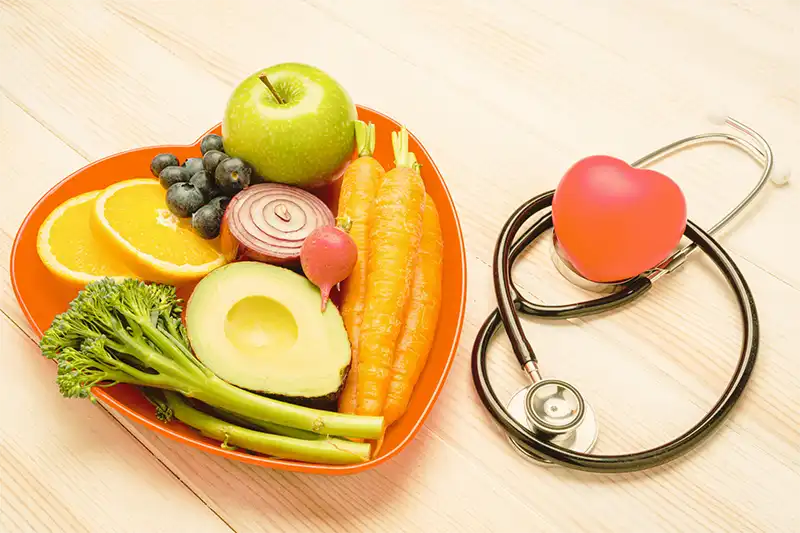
92,178,227,285
36,190,139,286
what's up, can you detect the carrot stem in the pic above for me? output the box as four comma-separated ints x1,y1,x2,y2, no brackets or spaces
355,120,376,158
391,127,419,171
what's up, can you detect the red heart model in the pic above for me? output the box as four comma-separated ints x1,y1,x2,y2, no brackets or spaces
551,155,687,283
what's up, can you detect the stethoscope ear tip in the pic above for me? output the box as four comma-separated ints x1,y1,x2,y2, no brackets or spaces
771,163,791,186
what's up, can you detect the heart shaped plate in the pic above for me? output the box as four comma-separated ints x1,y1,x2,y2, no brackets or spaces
10,105,467,475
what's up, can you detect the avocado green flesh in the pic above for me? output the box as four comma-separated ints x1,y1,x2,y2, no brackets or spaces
185,261,352,403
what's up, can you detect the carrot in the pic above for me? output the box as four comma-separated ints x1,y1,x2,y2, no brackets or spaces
336,121,386,415
355,127,426,418
382,194,443,427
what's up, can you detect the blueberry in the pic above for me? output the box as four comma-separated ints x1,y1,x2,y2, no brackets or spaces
192,203,225,239
182,157,204,176
208,195,230,213
189,170,221,201
215,157,251,196
203,150,229,177
150,153,179,178
200,134,224,155
158,166,191,189
166,182,205,218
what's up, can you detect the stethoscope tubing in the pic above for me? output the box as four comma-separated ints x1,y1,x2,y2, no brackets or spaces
471,190,759,473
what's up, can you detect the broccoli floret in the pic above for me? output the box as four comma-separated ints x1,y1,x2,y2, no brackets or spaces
41,279,202,399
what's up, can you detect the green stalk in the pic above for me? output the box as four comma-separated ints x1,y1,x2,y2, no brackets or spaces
200,404,323,440
134,316,207,378
160,327,207,374
117,361,178,390
121,330,198,383
355,120,376,157
194,375,384,440
391,126,419,170
163,392,371,465
164,315,182,342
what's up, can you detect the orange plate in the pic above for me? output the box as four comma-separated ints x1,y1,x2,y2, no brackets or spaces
10,106,467,475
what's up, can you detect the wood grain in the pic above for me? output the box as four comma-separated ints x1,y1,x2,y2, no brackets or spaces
0,316,238,533
1,0,799,531
0,95,235,533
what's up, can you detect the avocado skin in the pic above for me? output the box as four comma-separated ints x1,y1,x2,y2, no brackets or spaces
266,392,337,412
255,361,350,412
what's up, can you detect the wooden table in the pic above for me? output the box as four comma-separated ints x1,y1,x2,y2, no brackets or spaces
2,1,798,531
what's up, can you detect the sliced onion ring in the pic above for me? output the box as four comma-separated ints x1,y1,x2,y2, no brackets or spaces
220,183,335,265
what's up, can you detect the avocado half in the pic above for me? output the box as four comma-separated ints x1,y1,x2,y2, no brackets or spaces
185,261,351,407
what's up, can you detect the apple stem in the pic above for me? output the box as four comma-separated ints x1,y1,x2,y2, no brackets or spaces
355,120,376,158
259,74,285,105
391,126,420,171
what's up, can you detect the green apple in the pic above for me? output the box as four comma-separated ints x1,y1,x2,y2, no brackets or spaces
222,63,357,188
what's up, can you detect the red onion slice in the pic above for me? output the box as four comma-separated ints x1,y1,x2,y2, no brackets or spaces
220,183,335,265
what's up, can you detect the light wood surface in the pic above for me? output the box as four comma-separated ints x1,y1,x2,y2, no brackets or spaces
1,1,798,531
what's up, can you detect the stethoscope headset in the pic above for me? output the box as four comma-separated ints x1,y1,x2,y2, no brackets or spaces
471,115,790,473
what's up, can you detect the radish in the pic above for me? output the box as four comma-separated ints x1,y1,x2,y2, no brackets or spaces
300,219,358,311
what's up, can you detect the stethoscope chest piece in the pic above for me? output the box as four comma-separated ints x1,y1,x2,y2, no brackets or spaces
505,379,599,464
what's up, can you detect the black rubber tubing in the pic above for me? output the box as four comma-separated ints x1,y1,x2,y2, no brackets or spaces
471,190,759,473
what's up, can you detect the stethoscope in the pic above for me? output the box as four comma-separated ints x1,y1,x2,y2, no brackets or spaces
471,115,790,473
